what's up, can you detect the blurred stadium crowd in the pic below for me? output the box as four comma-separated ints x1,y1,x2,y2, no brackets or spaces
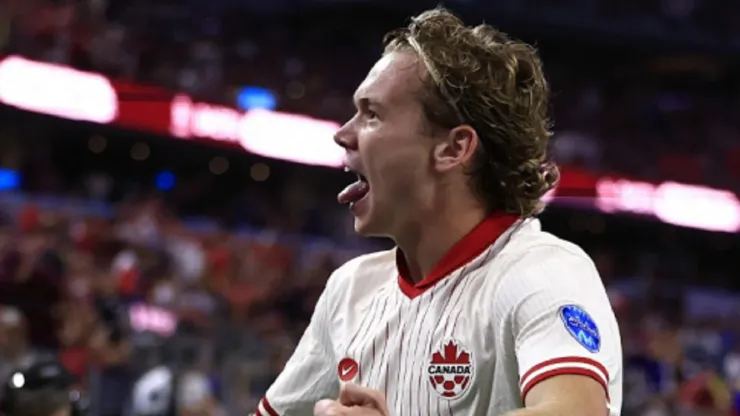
0,0,739,415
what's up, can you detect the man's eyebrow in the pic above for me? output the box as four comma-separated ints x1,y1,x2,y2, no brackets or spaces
354,97,382,110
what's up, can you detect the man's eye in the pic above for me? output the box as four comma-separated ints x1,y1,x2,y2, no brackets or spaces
366,110,378,119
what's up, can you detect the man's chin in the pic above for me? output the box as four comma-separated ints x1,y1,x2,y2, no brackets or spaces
353,216,373,236
350,195,376,235
353,213,383,237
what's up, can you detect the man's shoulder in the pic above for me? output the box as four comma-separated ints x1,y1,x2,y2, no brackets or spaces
484,221,611,318
482,222,600,298
501,222,594,272
326,249,397,293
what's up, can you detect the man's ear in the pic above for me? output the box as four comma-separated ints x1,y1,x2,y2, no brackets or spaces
432,125,478,173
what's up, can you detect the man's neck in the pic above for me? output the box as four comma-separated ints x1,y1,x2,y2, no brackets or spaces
395,204,487,284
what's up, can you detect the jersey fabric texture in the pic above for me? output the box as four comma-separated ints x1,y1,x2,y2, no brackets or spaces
256,214,623,416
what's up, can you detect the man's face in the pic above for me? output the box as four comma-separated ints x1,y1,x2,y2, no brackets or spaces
335,52,437,236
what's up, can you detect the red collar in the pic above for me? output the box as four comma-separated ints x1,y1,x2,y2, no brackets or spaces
396,213,520,299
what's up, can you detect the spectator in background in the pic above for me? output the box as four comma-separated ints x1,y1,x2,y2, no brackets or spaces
0,228,63,351
724,342,740,415
88,262,133,416
177,370,224,416
0,358,87,416
0,307,44,386
57,300,94,383
551,129,603,170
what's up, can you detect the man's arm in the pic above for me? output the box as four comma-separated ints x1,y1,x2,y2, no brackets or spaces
506,374,607,416
255,279,340,416
499,245,622,416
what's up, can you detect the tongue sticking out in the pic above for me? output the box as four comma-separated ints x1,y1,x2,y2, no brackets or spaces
338,180,370,204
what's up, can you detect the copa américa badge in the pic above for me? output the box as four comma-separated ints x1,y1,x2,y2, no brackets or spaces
559,305,601,353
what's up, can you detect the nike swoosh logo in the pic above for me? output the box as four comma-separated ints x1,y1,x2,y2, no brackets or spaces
341,366,355,376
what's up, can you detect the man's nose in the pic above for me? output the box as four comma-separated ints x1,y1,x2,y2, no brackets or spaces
334,122,358,151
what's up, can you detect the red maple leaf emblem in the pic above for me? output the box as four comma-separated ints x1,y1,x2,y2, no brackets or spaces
431,341,470,364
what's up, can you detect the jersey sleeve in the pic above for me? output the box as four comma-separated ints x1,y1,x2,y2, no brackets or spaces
256,278,340,416
497,245,622,404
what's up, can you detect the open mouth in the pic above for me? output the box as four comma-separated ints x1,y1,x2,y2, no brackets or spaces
338,167,370,206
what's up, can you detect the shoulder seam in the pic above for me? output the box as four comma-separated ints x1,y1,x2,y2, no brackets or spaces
489,243,598,317
499,243,593,274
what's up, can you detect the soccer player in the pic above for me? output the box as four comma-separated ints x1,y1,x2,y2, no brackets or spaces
255,7,622,416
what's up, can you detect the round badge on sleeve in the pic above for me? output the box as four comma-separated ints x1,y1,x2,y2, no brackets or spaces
559,305,601,353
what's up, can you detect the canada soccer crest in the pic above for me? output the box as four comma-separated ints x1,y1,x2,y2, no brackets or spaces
427,339,474,399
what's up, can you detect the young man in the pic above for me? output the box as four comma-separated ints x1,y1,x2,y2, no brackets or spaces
256,7,622,416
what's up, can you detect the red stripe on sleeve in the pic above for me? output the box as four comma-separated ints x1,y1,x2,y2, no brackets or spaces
520,356,609,383
521,367,610,403
261,398,279,416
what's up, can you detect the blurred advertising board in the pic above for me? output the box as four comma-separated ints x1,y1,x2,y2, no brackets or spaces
0,55,738,234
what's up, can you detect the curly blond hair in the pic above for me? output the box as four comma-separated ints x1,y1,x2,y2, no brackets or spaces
383,8,559,217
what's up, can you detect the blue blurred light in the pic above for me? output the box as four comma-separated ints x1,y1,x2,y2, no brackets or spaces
236,86,277,111
0,169,20,191
155,171,175,191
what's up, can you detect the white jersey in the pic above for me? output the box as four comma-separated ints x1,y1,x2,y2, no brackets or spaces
256,215,623,416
